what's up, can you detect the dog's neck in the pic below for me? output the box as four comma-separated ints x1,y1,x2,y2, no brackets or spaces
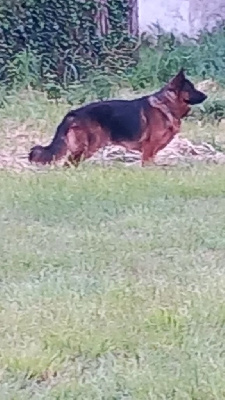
147,96,180,136
147,96,181,122
149,90,190,120
170,100,191,119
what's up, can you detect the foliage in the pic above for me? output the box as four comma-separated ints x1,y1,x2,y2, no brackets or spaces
0,0,137,91
128,23,225,90
2,2,225,122
190,98,225,126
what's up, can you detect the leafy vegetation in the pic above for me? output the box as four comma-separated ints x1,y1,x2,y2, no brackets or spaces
130,23,225,89
1,1,225,121
0,0,137,91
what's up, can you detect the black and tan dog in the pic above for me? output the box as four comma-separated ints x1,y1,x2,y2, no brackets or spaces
29,69,207,167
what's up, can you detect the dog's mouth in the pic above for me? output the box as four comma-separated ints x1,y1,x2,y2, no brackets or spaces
185,93,207,105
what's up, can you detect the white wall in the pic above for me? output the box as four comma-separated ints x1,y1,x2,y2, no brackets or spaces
139,0,190,35
189,0,225,36
139,0,225,37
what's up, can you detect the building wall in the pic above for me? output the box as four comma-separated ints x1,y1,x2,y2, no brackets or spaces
189,0,225,36
139,0,225,36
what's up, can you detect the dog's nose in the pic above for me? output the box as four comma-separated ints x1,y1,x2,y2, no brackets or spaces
202,93,207,101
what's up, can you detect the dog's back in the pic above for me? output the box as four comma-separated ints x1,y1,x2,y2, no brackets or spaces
29,69,207,167
69,97,151,142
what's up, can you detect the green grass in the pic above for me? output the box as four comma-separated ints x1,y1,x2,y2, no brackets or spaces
1,164,225,399
1,80,225,398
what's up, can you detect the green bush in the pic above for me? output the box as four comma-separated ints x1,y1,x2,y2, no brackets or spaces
128,23,225,90
2,1,225,124
0,0,137,90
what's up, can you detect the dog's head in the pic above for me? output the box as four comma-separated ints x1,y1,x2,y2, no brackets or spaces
168,68,207,105
158,69,207,118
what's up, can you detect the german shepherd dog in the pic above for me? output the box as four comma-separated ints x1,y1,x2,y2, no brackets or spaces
29,69,207,167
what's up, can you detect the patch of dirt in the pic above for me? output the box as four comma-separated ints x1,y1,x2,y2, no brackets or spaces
1,128,225,172
88,136,225,167
196,79,220,93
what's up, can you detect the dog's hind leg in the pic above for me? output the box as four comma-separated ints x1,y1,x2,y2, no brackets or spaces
63,141,102,167
63,124,89,168
64,123,109,167
63,152,84,168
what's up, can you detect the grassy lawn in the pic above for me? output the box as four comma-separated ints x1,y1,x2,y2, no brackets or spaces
1,84,225,398
1,164,225,399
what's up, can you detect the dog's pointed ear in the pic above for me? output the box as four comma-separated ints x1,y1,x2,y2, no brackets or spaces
168,68,186,90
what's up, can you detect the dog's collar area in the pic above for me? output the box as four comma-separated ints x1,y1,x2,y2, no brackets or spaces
147,96,180,123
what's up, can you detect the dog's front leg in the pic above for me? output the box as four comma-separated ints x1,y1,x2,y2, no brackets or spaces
141,141,156,167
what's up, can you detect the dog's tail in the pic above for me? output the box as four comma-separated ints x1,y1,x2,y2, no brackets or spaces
28,112,75,164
